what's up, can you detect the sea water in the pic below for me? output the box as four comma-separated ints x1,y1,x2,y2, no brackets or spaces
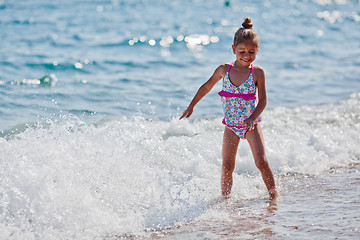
0,0,360,239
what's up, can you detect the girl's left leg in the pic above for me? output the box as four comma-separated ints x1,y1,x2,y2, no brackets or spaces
246,124,278,199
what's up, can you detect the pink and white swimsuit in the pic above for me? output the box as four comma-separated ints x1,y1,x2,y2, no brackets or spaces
218,62,261,139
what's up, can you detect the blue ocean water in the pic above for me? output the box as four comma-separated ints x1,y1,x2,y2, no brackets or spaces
0,0,360,239
1,0,359,132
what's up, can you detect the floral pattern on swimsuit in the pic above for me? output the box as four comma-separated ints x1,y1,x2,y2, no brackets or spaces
218,63,261,139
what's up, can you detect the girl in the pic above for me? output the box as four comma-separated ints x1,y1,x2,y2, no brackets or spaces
179,17,278,200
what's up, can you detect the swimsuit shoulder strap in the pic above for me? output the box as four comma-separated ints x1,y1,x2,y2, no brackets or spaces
227,62,234,73
222,62,234,84
249,64,254,76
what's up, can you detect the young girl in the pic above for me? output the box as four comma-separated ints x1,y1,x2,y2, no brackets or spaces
179,17,278,199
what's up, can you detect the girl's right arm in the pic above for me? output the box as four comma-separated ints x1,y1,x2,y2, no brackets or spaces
179,64,227,120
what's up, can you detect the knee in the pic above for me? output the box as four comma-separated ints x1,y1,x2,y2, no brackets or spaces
255,157,270,171
222,160,235,174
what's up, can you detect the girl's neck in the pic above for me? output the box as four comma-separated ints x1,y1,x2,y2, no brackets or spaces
233,60,252,70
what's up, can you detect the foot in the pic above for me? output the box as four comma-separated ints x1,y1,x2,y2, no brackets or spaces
221,193,231,200
269,188,279,201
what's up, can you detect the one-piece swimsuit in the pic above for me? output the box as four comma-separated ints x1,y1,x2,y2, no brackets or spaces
218,62,261,139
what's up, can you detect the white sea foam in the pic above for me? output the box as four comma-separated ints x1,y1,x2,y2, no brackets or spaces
0,94,359,239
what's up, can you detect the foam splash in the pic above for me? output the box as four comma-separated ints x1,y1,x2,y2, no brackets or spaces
0,94,359,238
0,116,222,239
263,93,360,175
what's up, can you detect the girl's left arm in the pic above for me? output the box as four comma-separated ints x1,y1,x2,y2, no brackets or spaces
245,66,267,126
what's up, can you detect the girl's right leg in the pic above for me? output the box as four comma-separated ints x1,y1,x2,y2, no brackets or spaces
221,127,240,196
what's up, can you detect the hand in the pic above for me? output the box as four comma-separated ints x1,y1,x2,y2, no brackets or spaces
243,117,255,131
179,106,193,120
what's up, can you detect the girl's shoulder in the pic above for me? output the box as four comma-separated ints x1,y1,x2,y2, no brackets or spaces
252,64,265,73
251,64,265,84
218,63,232,75
216,62,233,76
252,64,265,77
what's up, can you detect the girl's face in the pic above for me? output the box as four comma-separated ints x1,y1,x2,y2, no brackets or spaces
232,41,259,67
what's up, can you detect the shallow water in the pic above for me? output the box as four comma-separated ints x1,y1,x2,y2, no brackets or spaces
1,0,360,239
142,165,360,240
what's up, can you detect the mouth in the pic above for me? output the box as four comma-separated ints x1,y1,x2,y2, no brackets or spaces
241,58,251,63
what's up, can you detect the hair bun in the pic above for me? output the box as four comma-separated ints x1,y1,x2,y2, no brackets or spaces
242,17,253,29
